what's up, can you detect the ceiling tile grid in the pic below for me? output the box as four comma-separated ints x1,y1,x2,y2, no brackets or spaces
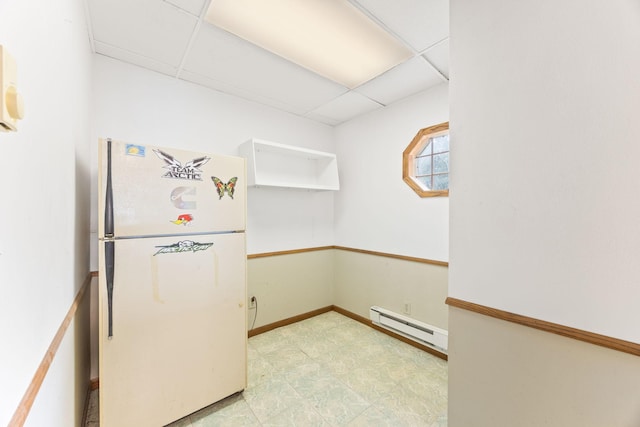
423,38,450,79
93,41,179,78
88,0,198,67
351,0,449,52
309,91,383,123
355,56,445,106
84,0,449,126
164,0,207,16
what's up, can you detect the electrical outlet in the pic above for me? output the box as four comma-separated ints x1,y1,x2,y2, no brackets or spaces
249,296,256,309
403,302,411,315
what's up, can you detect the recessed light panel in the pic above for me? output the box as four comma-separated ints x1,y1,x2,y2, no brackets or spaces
204,0,413,88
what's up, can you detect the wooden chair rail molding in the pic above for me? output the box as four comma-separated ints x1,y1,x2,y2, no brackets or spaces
9,272,94,427
446,297,640,357
248,245,448,267
247,246,334,259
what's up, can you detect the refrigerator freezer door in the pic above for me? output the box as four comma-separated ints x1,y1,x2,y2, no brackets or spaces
98,138,246,238
98,233,247,427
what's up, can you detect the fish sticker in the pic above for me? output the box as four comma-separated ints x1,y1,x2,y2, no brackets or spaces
153,149,210,181
211,176,238,199
170,214,193,226
153,240,213,256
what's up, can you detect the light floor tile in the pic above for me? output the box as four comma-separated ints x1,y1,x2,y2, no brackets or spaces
250,329,294,354
189,393,259,426
335,365,398,403
293,334,342,359
247,354,276,387
347,405,407,427
243,377,305,423
285,363,342,398
262,400,331,427
307,381,371,425
376,386,446,426
84,311,448,426
262,345,314,373
247,342,261,359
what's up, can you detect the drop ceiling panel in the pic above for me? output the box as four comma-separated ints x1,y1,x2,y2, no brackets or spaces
353,0,449,52
309,92,382,124
179,70,317,116
94,41,178,78
165,0,207,16
355,56,444,105
423,38,450,79
84,0,450,126
304,112,343,127
87,0,198,66
182,25,349,114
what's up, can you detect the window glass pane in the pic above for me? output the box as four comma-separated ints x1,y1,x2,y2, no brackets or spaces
433,153,449,173
415,155,432,175
417,140,432,156
433,135,449,153
416,175,432,190
433,173,449,190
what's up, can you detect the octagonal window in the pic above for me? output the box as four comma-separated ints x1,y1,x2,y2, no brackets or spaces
403,122,449,197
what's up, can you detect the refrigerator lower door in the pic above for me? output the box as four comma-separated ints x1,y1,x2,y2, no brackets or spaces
98,233,247,427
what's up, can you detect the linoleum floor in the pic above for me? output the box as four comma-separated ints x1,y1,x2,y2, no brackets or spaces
85,311,447,426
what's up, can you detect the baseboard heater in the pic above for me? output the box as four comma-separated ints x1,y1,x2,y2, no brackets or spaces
369,306,448,353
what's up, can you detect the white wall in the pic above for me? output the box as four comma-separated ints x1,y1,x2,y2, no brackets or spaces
449,3,640,424
449,0,640,343
0,0,92,425
89,56,338,377
334,84,449,261
90,55,336,266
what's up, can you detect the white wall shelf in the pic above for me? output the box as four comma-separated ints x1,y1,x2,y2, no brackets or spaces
239,138,340,191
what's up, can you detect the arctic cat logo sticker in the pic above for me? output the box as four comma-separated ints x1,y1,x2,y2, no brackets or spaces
170,214,193,225
153,149,210,181
153,240,213,256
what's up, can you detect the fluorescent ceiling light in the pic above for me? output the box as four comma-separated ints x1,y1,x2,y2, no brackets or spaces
204,0,413,89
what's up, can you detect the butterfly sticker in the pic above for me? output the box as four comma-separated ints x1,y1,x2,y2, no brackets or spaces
211,176,238,199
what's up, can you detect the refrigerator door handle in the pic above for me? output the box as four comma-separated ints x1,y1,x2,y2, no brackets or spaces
105,240,115,339
105,138,114,238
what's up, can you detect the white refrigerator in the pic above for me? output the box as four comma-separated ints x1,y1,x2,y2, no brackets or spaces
97,138,247,427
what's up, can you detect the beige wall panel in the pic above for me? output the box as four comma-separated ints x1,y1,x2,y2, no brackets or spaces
247,250,335,329
334,250,448,329
448,307,640,427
